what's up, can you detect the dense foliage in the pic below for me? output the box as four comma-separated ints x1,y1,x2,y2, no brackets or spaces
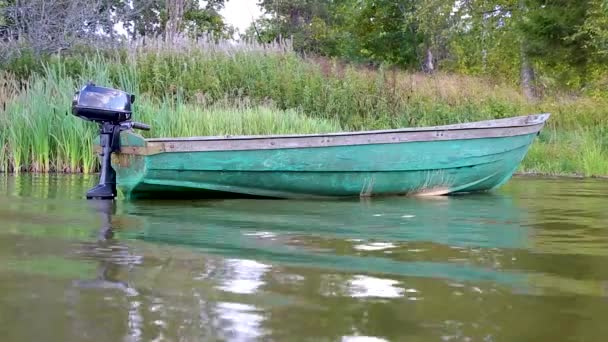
2,0,606,96
0,1,607,176
247,0,608,96
0,0,234,61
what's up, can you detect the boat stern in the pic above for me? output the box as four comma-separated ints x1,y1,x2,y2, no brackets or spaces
112,131,150,197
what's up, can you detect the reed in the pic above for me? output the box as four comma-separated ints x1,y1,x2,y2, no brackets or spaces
0,43,607,175
0,61,341,173
577,129,608,177
520,127,608,177
136,98,341,139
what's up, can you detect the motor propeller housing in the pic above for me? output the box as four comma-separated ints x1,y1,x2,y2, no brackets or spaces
72,83,149,200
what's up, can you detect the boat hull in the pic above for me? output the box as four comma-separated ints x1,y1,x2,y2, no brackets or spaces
109,114,549,199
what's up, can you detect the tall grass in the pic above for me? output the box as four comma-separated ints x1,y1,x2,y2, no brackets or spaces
1,42,607,175
520,127,608,177
7,41,608,131
1,65,98,173
137,98,341,138
0,61,341,173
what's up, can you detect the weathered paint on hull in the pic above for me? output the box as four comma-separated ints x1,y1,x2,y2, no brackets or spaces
113,132,538,199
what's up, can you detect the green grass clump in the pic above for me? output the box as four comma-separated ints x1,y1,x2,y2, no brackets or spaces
0,62,341,173
137,99,341,138
520,127,608,177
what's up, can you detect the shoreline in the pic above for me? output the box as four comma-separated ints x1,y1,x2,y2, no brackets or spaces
2,171,607,179
513,172,608,180
2,52,607,179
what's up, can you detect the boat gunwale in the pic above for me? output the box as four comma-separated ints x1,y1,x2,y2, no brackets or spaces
146,113,550,142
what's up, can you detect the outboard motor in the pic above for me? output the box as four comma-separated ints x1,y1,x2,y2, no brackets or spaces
72,83,150,200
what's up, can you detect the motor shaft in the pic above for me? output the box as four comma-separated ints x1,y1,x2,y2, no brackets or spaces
86,123,120,200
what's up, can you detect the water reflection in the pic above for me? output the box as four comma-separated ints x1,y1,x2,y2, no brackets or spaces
218,259,271,295
347,275,406,299
121,194,530,289
1,175,608,341
73,200,141,292
214,302,266,341
341,337,389,342
70,200,145,341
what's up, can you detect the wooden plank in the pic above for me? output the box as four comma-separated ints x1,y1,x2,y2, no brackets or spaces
147,113,550,143
150,124,544,154
96,144,164,155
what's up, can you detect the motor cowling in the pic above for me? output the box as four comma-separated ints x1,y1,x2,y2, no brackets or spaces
72,83,135,124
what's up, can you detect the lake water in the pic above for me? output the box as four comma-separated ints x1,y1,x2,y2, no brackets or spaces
0,175,607,341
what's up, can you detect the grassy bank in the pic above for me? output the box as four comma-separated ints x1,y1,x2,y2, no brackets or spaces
0,73,340,172
1,41,607,175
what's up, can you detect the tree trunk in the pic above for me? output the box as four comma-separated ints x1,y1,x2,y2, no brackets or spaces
423,47,434,73
166,0,185,42
520,41,537,101
289,9,301,29
481,15,488,72
519,0,537,101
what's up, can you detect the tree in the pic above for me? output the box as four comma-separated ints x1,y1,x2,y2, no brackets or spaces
255,0,333,52
1,0,121,53
0,0,13,40
129,0,165,38
410,0,460,72
247,0,606,93
518,0,595,92
183,0,233,39
581,0,608,57
130,0,229,40
348,0,422,67
166,0,185,41
251,0,466,69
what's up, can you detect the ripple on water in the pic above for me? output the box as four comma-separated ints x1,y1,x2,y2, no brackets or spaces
243,231,277,239
353,242,397,251
217,259,271,295
348,275,405,298
2,176,608,341
215,302,265,341
341,336,389,342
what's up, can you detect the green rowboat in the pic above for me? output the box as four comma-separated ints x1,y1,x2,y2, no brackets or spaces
107,113,550,199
